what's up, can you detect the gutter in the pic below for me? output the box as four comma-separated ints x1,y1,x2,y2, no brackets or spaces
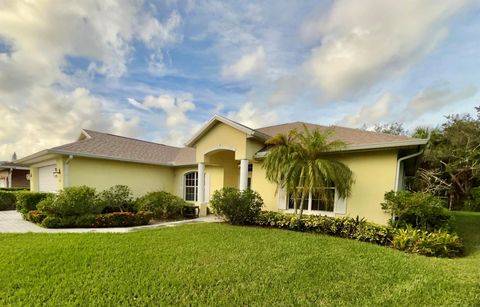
64,155,74,187
394,148,424,192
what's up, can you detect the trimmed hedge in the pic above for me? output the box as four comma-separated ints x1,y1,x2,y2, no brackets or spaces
16,192,52,214
253,211,464,258
93,211,152,228
0,191,17,211
40,212,152,228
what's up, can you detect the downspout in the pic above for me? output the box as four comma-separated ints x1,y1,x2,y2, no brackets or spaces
394,149,424,192
64,155,74,188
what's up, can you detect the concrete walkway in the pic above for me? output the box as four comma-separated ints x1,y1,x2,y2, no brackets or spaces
0,210,220,233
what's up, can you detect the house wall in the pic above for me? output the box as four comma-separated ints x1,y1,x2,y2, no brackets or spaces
67,157,174,197
251,150,398,225
195,122,262,162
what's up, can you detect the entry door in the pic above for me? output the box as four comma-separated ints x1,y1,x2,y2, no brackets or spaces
38,165,57,192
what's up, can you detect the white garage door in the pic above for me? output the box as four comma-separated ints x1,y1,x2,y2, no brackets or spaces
39,165,57,192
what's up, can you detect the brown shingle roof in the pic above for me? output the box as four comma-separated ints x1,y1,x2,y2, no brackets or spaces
51,130,194,166
255,122,418,146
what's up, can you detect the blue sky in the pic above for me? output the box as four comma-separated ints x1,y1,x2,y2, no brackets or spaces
0,0,479,160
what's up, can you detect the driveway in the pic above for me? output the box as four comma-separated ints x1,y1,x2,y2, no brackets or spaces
0,210,220,233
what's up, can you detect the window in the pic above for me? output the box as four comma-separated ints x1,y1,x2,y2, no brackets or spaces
287,187,335,212
184,171,198,202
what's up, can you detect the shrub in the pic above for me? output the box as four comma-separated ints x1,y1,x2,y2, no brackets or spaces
25,210,47,224
41,214,97,228
381,191,452,231
392,227,464,258
93,211,152,228
210,188,264,225
463,187,480,212
0,191,16,210
254,211,464,258
0,187,29,191
16,191,53,214
136,191,186,219
97,185,136,213
37,186,101,217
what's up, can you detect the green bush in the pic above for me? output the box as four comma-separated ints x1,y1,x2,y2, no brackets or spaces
0,191,16,210
392,227,464,258
135,191,186,219
0,187,29,191
253,211,464,258
463,187,480,212
16,192,52,214
41,214,97,228
37,186,102,217
210,188,264,225
97,185,136,213
25,210,47,224
381,191,452,231
93,211,152,228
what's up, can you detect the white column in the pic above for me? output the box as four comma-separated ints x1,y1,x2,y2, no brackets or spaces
197,162,205,203
7,168,12,188
239,159,249,190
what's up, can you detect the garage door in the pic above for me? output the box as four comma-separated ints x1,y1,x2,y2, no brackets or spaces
39,165,57,192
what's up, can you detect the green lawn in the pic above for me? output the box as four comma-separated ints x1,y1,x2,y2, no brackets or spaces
0,213,479,306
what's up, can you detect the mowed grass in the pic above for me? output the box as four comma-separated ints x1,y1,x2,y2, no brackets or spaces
0,213,479,306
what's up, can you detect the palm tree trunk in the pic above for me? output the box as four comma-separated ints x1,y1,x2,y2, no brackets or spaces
293,196,298,215
299,189,307,219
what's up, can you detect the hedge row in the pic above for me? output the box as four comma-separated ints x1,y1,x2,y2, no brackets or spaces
253,211,464,258
25,210,152,228
0,191,17,210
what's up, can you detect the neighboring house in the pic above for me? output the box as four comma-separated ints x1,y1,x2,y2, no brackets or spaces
0,161,30,188
17,115,427,224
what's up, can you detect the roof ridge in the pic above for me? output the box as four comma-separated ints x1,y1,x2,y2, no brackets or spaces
82,129,183,149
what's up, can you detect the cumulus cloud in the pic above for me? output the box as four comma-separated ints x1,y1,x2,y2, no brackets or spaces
304,0,469,98
340,82,478,127
341,93,398,127
0,88,142,159
128,94,196,127
226,102,278,128
222,46,266,80
0,0,181,160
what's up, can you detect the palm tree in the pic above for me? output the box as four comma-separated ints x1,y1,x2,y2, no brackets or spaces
263,125,354,218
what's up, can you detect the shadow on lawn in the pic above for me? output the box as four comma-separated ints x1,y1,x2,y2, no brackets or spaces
452,211,480,258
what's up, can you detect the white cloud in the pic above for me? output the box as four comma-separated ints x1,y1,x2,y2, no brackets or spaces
0,0,181,160
405,82,477,116
340,93,398,127
226,102,278,128
128,94,196,127
222,46,266,80
340,82,478,128
304,0,470,98
0,88,142,160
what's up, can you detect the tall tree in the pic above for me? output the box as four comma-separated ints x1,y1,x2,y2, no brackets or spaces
263,126,354,218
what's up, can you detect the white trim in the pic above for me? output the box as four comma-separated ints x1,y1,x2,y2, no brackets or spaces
204,146,236,156
183,170,199,202
283,187,337,215
395,149,424,191
32,159,57,168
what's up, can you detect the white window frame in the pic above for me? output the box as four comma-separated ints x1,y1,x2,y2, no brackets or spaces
284,187,337,217
183,171,198,202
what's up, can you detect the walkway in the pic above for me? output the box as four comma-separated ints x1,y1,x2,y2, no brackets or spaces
0,210,220,233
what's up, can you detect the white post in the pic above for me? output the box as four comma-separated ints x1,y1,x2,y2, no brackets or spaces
239,159,249,190
197,162,205,203
7,168,12,188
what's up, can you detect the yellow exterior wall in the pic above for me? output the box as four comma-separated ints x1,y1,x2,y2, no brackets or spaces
173,164,225,204
195,122,249,162
68,157,174,197
251,150,398,225
335,150,397,224
251,160,279,211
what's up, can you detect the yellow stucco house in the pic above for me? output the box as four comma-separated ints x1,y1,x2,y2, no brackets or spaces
17,115,427,224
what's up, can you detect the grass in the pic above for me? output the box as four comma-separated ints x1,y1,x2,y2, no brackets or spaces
0,212,479,306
